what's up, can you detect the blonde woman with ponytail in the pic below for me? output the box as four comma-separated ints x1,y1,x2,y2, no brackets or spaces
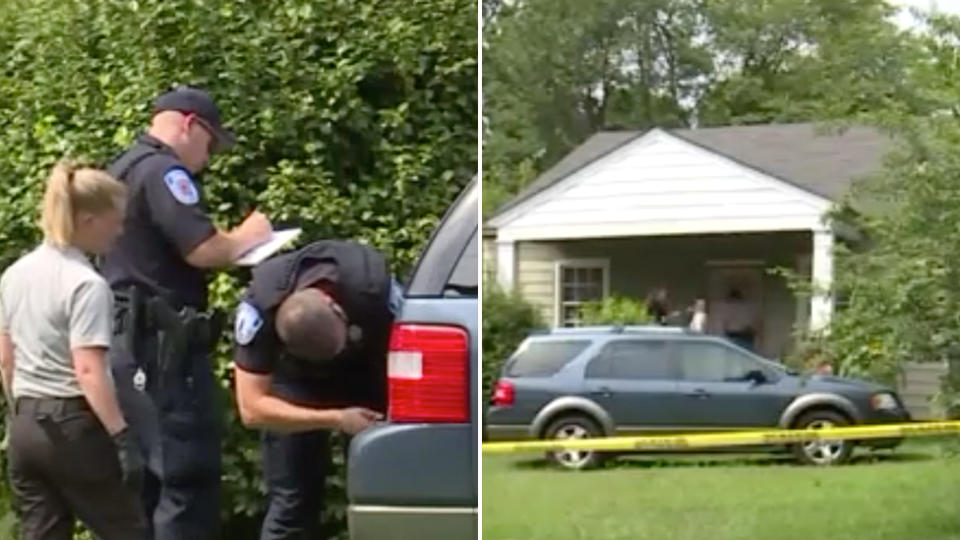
0,160,147,540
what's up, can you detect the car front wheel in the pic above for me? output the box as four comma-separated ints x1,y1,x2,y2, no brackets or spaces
792,410,854,466
544,415,604,470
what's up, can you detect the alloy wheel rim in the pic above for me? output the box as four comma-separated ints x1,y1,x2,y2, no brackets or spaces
552,424,593,468
801,419,845,465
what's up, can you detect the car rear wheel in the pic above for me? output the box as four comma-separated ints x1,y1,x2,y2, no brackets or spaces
543,415,604,470
792,410,853,466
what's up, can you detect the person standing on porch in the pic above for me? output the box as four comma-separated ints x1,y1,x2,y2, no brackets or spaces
722,288,759,350
689,298,708,333
645,288,670,325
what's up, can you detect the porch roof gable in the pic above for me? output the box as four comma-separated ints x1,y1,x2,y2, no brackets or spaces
489,123,891,231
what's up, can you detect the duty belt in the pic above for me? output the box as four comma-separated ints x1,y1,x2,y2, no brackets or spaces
15,396,89,416
112,286,224,399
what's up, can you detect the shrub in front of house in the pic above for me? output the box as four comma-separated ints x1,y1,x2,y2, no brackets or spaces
481,281,545,419
790,117,960,419
579,296,652,326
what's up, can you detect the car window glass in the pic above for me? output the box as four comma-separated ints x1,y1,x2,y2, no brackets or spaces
586,340,672,380
679,342,758,382
584,352,612,378
407,178,476,296
505,340,590,377
445,228,477,296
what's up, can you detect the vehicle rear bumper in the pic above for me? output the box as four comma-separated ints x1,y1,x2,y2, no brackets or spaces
348,423,475,503
348,504,478,540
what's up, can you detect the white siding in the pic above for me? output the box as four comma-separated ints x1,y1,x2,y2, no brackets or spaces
516,242,563,323
482,235,497,278
498,131,831,242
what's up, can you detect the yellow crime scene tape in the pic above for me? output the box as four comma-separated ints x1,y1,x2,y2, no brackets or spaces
481,421,960,454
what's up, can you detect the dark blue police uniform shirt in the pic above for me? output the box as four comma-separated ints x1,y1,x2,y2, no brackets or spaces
233,257,391,410
101,134,216,308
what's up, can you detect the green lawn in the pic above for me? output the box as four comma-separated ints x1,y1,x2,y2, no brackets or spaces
483,441,960,540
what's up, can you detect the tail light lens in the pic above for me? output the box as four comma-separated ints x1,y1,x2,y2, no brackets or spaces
492,379,515,407
388,323,469,423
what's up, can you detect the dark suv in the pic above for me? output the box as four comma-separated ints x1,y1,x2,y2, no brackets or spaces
486,326,909,469
346,178,477,539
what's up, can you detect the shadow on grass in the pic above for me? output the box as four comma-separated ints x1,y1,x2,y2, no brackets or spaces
506,448,938,472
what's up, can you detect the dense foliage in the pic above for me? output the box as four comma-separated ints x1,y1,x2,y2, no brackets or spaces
0,0,476,537
483,0,929,214
579,296,653,326
481,281,544,420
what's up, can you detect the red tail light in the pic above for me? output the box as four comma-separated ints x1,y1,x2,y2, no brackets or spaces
492,379,515,407
388,323,469,423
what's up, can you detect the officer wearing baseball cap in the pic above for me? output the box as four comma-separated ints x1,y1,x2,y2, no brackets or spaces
101,86,272,539
152,86,237,153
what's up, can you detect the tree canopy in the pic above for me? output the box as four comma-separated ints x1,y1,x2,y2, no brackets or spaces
482,0,934,214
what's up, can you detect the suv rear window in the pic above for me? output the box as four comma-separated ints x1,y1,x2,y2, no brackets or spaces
505,340,590,377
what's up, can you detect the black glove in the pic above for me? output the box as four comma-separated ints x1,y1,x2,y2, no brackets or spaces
112,427,144,493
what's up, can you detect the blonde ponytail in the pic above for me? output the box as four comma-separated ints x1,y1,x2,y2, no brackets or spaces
40,159,127,248
40,161,77,247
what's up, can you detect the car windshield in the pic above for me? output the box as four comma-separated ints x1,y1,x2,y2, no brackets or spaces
724,342,793,375
505,339,590,377
758,355,794,375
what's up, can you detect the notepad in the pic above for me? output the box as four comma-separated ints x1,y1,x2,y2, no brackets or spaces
234,228,302,266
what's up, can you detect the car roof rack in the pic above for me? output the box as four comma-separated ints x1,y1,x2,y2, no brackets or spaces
540,325,688,335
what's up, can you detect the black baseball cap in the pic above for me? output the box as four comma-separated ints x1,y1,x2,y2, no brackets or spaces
152,86,236,152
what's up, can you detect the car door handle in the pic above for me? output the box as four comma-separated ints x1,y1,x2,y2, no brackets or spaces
685,388,711,399
589,387,614,397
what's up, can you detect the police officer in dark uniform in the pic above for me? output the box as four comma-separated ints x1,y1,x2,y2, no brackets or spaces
101,86,273,540
232,239,401,539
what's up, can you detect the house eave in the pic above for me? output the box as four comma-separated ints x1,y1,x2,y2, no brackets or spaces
496,216,836,243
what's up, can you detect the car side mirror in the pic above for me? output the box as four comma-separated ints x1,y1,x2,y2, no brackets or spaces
745,369,767,385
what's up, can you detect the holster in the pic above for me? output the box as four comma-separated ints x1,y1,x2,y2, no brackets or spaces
147,298,225,400
112,286,146,359
113,286,224,402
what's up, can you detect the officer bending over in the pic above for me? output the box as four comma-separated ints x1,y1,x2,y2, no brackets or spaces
233,240,401,540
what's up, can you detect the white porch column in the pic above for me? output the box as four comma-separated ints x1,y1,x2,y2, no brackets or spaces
496,239,516,291
809,228,835,332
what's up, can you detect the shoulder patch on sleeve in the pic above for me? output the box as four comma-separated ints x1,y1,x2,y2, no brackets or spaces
387,276,405,317
235,301,264,346
163,167,199,205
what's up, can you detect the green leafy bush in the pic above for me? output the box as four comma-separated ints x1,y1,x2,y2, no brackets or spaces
481,281,544,414
579,296,651,326
0,0,476,537
769,116,960,401
817,118,960,390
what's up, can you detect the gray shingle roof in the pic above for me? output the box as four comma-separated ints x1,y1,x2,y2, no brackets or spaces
491,122,892,221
